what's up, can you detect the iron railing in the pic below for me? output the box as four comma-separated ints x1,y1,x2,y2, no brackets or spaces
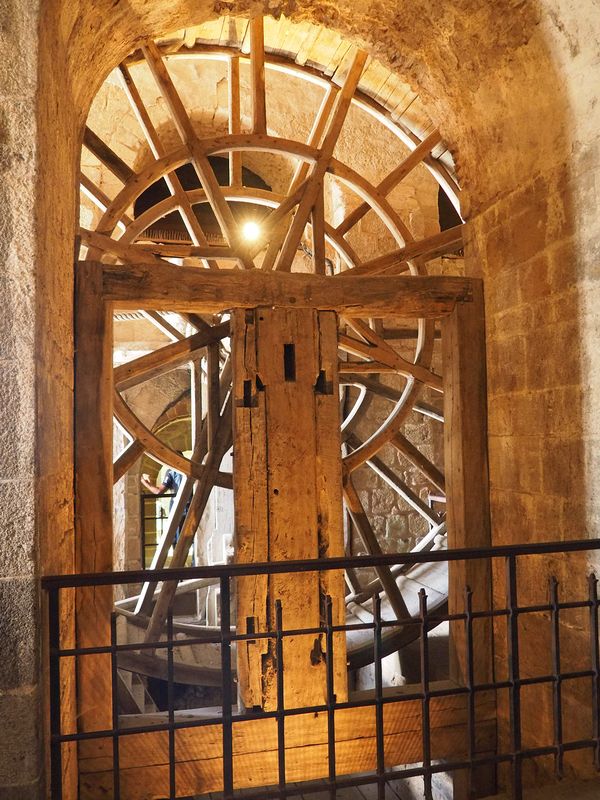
43,538,600,800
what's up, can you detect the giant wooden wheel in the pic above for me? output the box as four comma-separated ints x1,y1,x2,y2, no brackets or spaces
80,20,464,664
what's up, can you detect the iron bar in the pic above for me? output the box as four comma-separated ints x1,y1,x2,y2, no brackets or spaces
506,555,522,800
325,595,336,800
589,573,600,770
48,587,63,800
110,612,121,799
373,593,385,800
167,610,176,799
221,576,234,798
419,588,433,800
43,538,600,799
275,600,286,798
464,585,476,798
40,537,600,590
549,576,564,777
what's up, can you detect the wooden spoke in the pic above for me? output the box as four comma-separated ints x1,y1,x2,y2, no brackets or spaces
114,321,230,390
118,63,218,268
338,329,443,391
336,129,443,237
144,393,233,642
83,126,134,183
273,50,368,271
228,56,242,186
113,438,145,482
310,182,326,274
141,310,185,341
392,432,446,494
347,434,442,526
80,173,132,228
340,224,465,278
259,86,338,272
250,16,267,134
142,41,253,268
343,476,410,620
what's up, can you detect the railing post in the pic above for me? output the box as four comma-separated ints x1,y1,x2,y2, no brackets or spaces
221,575,234,798
506,555,522,800
48,586,63,800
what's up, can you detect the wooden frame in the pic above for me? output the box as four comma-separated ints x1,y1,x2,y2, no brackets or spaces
75,262,494,795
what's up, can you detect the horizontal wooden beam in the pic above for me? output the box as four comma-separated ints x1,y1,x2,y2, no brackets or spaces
79,685,495,799
98,261,475,318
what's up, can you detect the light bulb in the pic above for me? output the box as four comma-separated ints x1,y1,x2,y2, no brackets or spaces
242,221,261,242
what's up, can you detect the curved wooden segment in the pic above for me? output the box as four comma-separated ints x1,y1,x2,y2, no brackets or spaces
114,321,230,390
113,391,232,488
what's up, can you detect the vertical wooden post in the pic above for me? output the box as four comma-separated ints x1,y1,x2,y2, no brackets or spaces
233,307,347,711
442,280,496,796
75,261,113,732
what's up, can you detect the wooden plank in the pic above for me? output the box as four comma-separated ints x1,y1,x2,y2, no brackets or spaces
233,308,347,711
100,263,474,318
83,126,134,184
79,688,496,798
441,279,495,797
259,86,338,272
228,56,243,186
341,225,465,277
79,228,161,265
250,17,267,134
141,310,185,341
232,308,270,710
75,261,113,732
311,183,327,275
313,310,347,703
114,322,230,390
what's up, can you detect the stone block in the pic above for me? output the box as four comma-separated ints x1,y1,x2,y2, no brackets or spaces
0,479,35,577
0,689,40,788
0,577,39,690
